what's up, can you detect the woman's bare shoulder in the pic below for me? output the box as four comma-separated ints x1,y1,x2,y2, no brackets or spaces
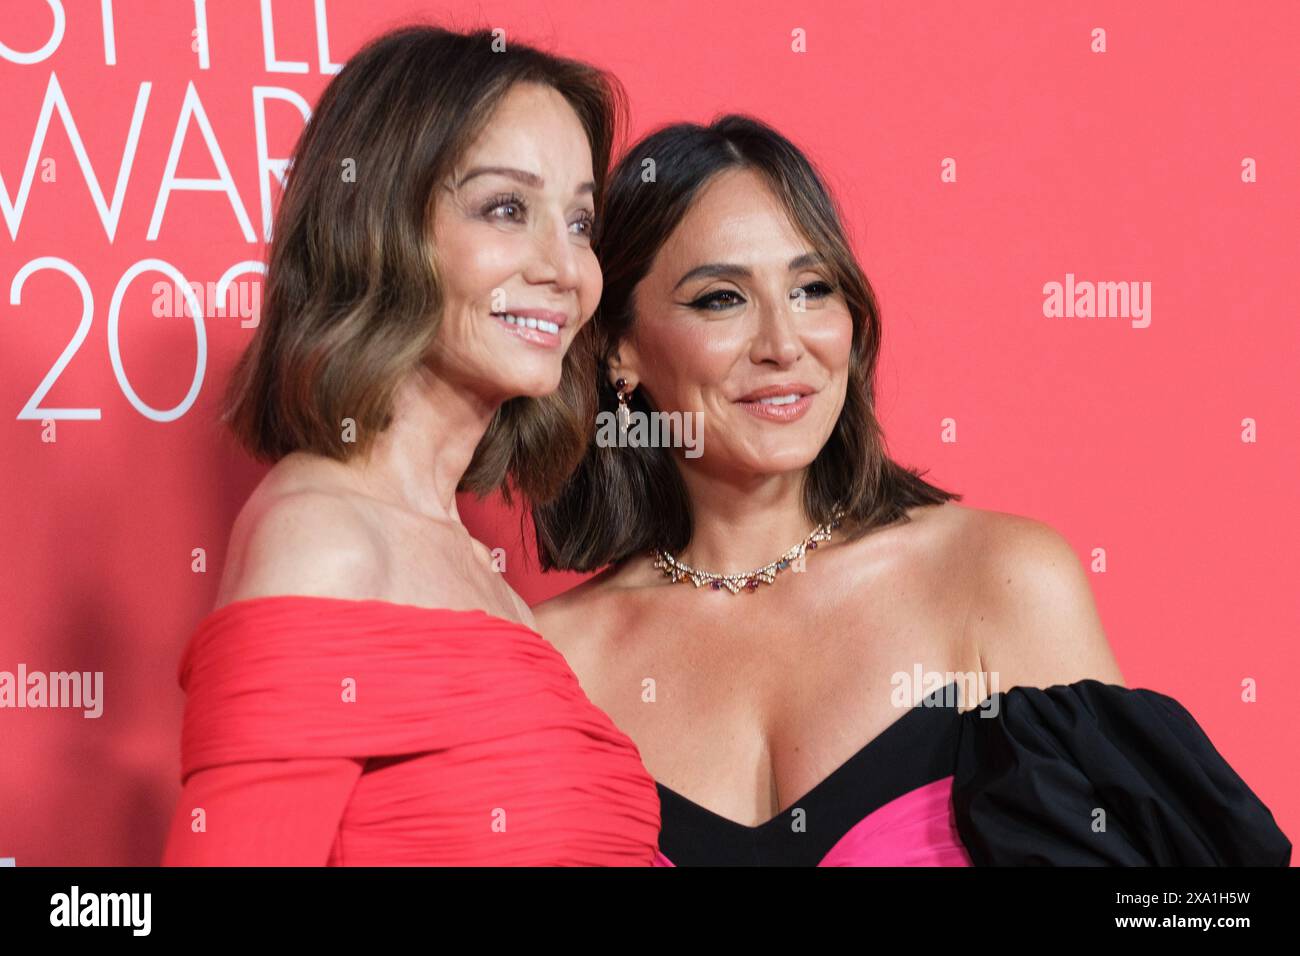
956,504,1126,692
216,457,387,609
532,565,626,658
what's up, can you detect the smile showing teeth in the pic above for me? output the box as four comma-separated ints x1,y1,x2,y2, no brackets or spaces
756,394,801,405
495,313,560,335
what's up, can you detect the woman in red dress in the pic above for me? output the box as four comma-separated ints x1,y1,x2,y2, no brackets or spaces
162,26,658,866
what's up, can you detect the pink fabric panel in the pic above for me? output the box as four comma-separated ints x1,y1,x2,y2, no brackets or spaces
651,776,972,866
819,775,972,866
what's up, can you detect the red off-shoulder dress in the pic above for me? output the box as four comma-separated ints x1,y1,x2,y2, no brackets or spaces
161,595,661,866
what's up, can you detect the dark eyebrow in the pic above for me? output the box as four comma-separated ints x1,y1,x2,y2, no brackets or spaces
673,253,826,292
673,263,751,292
788,252,825,271
455,166,595,196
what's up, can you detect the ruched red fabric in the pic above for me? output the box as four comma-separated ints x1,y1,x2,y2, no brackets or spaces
162,595,661,866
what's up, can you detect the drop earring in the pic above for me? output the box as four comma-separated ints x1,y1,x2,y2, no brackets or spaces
615,378,633,438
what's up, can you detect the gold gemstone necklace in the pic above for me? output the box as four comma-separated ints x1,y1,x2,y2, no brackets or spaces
651,508,846,594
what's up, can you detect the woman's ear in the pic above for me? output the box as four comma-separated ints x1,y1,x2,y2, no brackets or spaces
605,345,640,392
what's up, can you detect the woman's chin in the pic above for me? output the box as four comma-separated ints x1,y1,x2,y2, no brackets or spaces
496,369,564,401
724,443,824,476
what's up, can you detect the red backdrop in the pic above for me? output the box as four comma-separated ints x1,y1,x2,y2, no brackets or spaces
1,0,1295,865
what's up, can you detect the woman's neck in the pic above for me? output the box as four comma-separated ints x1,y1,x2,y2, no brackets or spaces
671,470,825,572
349,364,499,525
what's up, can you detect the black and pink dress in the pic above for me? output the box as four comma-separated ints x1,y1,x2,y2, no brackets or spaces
651,680,1292,866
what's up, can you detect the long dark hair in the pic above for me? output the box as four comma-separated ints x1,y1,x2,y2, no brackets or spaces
223,25,626,505
532,114,959,571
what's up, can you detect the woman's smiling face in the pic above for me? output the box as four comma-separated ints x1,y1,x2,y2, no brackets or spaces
427,81,602,403
617,167,854,479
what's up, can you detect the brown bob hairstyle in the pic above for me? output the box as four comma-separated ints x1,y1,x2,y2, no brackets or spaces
532,114,960,572
222,25,625,504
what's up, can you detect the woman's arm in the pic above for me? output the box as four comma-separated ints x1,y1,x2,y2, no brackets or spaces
162,757,364,866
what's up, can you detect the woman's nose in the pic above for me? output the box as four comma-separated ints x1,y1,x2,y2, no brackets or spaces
750,295,804,365
527,215,581,290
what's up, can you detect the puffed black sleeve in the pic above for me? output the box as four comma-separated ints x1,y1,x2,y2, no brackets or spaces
951,679,1292,865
